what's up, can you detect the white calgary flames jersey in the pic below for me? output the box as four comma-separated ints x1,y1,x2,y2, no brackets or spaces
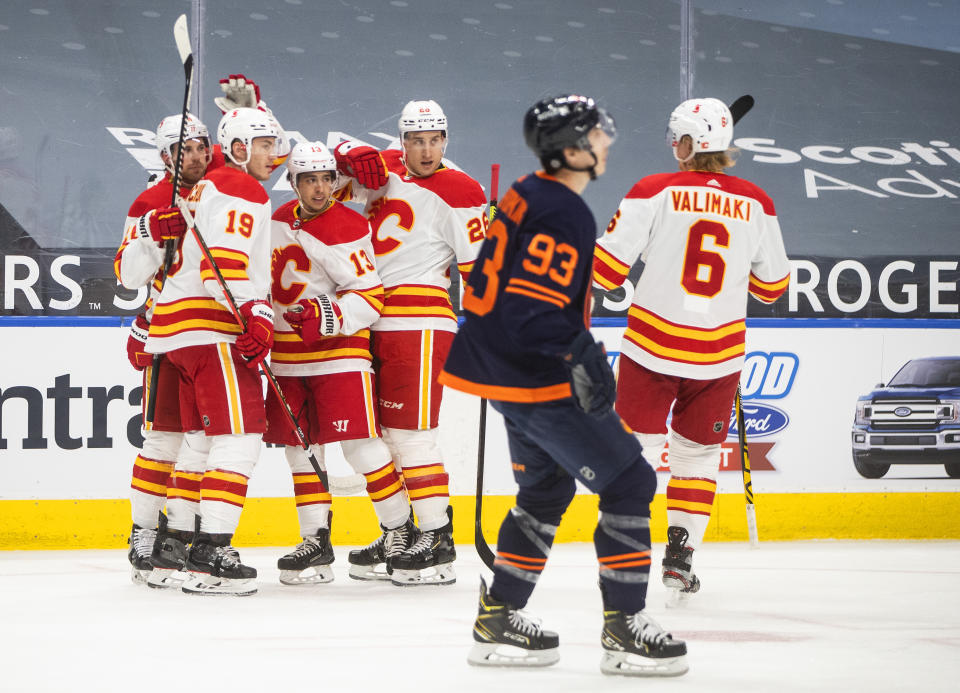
593,169,790,379
270,198,385,377
115,177,188,319
338,149,487,332
146,166,272,353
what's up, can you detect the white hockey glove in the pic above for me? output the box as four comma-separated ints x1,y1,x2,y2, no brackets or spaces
214,74,262,113
284,296,343,345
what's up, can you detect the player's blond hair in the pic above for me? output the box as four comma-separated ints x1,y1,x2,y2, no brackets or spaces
690,148,737,172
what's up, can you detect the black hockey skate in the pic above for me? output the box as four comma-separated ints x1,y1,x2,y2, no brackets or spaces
662,526,700,606
600,599,688,677
278,524,335,586
127,523,157,586
347,513,418,581
147,512,194,589
182,532,257,596
390,506,455,586
467,578,560,667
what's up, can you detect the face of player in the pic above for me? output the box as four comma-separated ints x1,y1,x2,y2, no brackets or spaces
586,126,613,177
240,136,278,181
164,138,210,186
565,126,613,177
296,171,336,216
402,130,446,177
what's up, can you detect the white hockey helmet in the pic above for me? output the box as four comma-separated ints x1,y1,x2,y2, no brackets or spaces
286,141,338,186
155,113,211,171
667,97,733,158
268,112,291,168
398,99,448,136
217,107,281,166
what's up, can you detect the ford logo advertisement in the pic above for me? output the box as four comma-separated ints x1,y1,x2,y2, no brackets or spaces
893,406,912,417
728,403,790,438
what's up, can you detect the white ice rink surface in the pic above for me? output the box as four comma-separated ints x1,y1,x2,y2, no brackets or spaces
2,541,958,692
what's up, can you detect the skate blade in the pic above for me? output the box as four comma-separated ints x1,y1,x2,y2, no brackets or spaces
181,574,257,596
665,587,693,609
347,563,391,581
130,566,151,586
279,566,334,586
600,651,690,676
467,642,560,668
390,562,456,587
600,650,688,677
147,568,187,589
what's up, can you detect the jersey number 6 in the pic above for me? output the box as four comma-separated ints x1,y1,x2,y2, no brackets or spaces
682,219,729,298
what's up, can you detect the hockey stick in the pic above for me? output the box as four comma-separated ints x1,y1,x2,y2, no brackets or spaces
735,385,759,546
474,163,500,571
729,94,754,125
145,14,194,425
174,199,329,490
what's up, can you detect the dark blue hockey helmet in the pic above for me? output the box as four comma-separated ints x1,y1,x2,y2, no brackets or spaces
523,94,616,171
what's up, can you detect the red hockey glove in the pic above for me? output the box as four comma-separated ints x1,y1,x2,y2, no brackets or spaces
284,296,343,345
563,331,617,417
236,300,274,368
334,141,388,190
126,314,152,371
140,206,186,246
215,74,261,113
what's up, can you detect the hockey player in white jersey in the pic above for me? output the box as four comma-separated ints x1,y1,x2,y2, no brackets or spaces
115,113,223,585
333,100,487,585
266,142,418,585
145,107,284,596
593,97,790,603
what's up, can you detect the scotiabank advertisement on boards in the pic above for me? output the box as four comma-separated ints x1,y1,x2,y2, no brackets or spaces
1,324,957,503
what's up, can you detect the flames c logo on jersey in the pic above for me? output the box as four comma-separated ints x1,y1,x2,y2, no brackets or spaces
367,197,415,256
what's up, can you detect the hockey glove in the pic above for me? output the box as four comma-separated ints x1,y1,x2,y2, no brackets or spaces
214,74,261,113
139,206,187,246
236,300,274,368
563,331,617,417
334,141,388,190
284,296,343,345
126,313,152,371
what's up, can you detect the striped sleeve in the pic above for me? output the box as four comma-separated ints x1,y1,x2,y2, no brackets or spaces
593,189,658,291
748,210,791,304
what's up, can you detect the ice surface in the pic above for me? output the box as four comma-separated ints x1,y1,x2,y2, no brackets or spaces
1,541,958,692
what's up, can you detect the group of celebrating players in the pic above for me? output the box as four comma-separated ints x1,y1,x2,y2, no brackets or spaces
116,74,789,677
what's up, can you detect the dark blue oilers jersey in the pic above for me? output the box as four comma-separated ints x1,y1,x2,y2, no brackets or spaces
440,171,595,403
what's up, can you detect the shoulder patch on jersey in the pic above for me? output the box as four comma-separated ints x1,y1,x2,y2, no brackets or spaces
272,198,298,224
127,180,174,217
301,202,371,246
205,166,270,204
408,168,486,208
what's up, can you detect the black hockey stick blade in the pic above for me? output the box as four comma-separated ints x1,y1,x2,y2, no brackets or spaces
729,94,754,124
475,398,496,570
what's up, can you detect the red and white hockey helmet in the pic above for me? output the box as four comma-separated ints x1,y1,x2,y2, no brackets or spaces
667,98,733,157
398,99,448,136
155,113,210,171
217,107,282,166
286,141,338,186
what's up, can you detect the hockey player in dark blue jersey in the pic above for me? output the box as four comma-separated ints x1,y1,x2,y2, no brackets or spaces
439,95,688,677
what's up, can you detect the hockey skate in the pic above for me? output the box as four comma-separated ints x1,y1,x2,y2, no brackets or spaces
467,578,560,667
181,533,257,596
662,526,700,607
146,512,193,589
390,506,456,586
600,606,688,676
127,524,157,586
278,525,334,586
347,514,418,581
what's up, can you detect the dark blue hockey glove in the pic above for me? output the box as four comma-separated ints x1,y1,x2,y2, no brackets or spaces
563,331,616,417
